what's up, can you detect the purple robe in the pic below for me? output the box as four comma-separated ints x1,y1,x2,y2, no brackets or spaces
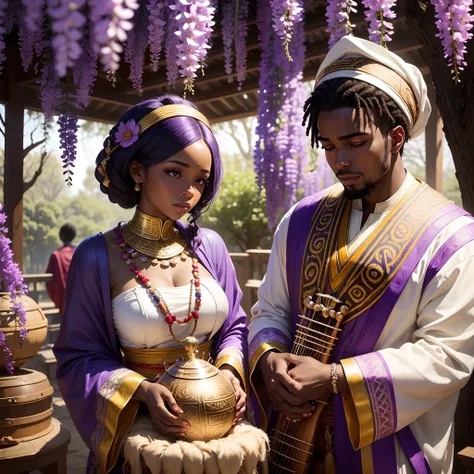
54,224,248,473
285,188,473,474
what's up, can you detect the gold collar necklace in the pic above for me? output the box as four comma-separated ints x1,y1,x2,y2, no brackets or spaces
122,208,187,261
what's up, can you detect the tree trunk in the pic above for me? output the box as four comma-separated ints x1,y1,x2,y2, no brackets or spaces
402,1,474,471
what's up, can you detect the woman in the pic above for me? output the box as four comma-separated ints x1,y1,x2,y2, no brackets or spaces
54,95,248,474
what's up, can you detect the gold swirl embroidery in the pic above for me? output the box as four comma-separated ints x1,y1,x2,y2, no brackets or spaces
299,181,453,324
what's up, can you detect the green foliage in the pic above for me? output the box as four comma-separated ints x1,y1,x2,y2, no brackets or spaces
200,166,276,251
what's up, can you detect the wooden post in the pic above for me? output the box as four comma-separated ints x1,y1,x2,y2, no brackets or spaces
425,78,444,192
3,59,24,269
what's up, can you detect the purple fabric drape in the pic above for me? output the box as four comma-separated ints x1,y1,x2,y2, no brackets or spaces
285,191,469,474
54,226,248,472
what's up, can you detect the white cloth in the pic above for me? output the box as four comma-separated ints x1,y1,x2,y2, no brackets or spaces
315,35,431,138
112,277,229,348
249,174,474,474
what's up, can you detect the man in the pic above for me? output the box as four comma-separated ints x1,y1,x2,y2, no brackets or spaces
46,223,76,316
248,35,474,474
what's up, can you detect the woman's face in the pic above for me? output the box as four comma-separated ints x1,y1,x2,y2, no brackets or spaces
131,139,213,220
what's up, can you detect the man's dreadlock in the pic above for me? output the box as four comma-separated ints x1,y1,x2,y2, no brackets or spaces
302,78,410,154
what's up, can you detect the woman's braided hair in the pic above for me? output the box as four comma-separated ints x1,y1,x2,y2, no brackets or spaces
302,77,410,154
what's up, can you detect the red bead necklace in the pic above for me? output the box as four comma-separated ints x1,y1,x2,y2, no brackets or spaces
114,225,202,343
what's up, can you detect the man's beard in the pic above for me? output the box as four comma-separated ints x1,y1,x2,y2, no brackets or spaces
342,180,375,200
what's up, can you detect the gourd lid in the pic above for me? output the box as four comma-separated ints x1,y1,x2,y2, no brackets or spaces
164,337,219,380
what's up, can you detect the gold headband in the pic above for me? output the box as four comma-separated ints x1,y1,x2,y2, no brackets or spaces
98,104,212,188
315,57,418,125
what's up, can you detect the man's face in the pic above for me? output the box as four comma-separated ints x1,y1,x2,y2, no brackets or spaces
318,107,391,200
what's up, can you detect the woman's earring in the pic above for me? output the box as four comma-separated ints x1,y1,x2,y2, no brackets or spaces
134,182,141,192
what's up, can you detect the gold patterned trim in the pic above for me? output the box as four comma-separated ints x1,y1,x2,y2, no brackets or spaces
96,371,146,473
330,200,352,286
361,445,375,474
340,358,374,449
122,340,213,380
330,181,419,291
299,184,347,315
249,342,287,430
215,353,247,393
315,57,418,124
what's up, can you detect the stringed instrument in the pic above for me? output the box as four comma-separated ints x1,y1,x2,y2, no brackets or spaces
268,293,348,474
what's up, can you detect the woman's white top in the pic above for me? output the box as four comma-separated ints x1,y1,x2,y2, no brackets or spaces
112,277,229,348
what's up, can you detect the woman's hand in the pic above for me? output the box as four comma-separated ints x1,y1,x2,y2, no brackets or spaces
219,366,247,425
134,380,190,437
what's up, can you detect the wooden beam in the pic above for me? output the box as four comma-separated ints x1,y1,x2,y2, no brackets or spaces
425,78,444,192
3,56,25,269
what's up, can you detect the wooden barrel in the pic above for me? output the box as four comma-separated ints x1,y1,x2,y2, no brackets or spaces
0,369,53,447
0,293,48,370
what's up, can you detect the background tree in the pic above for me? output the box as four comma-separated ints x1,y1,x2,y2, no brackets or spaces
200,161,275,252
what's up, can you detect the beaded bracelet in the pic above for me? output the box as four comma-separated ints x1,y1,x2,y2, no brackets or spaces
330,363,338,394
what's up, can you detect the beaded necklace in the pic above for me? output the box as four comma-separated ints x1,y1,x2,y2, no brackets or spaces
114,224,202,343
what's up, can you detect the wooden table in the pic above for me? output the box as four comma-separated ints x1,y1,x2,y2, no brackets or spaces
0,418,70,473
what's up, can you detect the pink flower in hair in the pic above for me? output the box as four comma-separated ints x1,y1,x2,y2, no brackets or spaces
115,119,140,147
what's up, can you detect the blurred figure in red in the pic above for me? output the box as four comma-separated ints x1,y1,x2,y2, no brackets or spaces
46,223,76,316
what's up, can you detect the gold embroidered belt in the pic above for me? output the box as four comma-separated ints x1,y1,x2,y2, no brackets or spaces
122,340,213,379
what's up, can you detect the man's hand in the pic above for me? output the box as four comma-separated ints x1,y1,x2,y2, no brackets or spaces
258,351,315,420
286,355,332,404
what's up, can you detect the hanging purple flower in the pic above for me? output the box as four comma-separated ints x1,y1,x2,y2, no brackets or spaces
47,0,86,78
89,0,139,74
73,37,98,109
254,0,307,227
39,61,62,121
269,0,304,61
326,0,358,48
18,19,35,72
22,0,45,32
431,0,474,84
170,0,216,94
0,0,8,72
222,0,235,76
362,0,397,47
147,0,166,72
124,10,148,91
58,113,79,186
4,0,19,35
115,119,140,147
235,0,249,89
165,5,180,83
0,205,28,375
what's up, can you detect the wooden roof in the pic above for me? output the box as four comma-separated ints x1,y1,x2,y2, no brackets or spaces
3,1,427,125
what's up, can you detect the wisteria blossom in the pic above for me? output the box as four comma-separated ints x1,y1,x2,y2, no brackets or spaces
0,206,28,374
40,60,62,121
58,113,79,186
22,0,45,32
73,38,98,109
235,0,249,89
89,0,139,73
326,0,358,48
124,12,148,91
222,0,235,76
362,0,397,47
270,0,304,61
255,0,307,227
165,5,180,83
170,0,216,94
47,0,86,78
431,0,474,83
0,0,8,72
147,0,166,72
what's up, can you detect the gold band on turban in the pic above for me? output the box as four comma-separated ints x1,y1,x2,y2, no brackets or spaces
315,57,419,126
98,104,212,188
